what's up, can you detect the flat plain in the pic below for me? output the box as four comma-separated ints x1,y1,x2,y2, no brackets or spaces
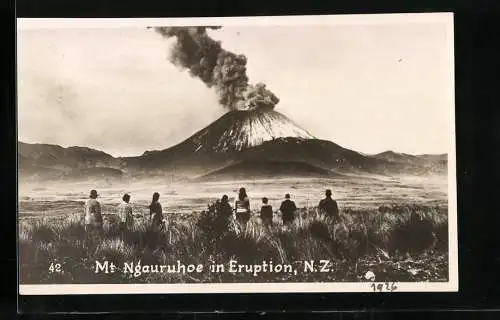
18,173,449,284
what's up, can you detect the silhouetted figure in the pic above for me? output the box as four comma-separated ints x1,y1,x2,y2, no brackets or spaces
118,193,133,241
318,189,340,222
260,197,273,227
84,189,103,247
218,195,233,221
280,194,297,225
149,192,164,231
215,194,233,232
235,187,250,227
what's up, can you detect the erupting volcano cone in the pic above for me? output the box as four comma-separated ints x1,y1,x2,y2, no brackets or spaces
184,109,315,153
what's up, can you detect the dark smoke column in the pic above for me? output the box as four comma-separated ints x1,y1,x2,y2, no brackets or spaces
152,26,279,111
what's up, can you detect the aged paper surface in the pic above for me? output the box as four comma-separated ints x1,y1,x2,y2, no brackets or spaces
17,13,457,295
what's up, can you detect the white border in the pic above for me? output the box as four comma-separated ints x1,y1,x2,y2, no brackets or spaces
17,12,457,295
17,13,452,29
20,282,456,295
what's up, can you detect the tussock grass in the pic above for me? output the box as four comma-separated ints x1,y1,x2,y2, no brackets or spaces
19,203,448,284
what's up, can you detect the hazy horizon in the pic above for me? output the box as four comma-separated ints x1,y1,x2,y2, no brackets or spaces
16,133,449,158
17,20,454,157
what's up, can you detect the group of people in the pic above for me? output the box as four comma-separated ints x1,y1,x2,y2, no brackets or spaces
210,187,340,228
82,186,341,239
83,189,166,240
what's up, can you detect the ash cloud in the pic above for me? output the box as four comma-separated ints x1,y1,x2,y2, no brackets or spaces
151,26,279,111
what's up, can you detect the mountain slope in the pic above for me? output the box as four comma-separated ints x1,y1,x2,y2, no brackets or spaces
374,150,447,174
125,136,445,179
197,160,340,181
18,142,121,168
18,142,125,181
238,137,381,172
373,151,419,163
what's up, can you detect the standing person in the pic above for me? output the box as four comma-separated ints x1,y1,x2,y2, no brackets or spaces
215,194,233,232
279,194,297,226
149,192,164,231
318,189,340,223
118,193,133,242
260,197,273,227
235,187,250,228
84,189,103,247
218,195,233,221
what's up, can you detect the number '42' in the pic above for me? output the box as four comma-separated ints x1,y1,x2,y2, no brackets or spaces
49,262,62,273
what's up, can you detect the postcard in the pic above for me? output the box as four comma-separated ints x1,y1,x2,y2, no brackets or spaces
17,13,457,295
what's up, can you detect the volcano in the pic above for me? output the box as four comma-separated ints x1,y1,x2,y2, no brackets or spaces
124,109,317,176
122,108,446,179
149,109,315,154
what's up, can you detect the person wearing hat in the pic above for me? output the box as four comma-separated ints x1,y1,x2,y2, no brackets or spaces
84,189,103,242
279,193,297,225
318,189,340,222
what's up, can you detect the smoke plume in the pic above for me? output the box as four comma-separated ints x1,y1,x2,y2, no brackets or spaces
152,26,279,111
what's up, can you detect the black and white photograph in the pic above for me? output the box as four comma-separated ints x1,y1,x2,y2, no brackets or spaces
17,13,457,294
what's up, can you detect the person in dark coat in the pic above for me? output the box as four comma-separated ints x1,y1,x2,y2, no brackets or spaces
218,195,233,220
279,194,297,225
215,194,233,232
318,189,340,222
260,197,273,227
149,192,164,231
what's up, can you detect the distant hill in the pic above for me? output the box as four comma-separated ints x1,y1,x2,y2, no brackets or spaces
373,151,419,163
18,142,121,168
197,160,341,181
18,141,125,182
238,137,386,173
373,150,447,174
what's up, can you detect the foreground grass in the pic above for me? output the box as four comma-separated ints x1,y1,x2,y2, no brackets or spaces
19,204,448,284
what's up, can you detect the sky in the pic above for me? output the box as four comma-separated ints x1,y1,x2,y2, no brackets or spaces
17,17,454,157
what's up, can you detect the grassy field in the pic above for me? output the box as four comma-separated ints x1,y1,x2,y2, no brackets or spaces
19,201,449,284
